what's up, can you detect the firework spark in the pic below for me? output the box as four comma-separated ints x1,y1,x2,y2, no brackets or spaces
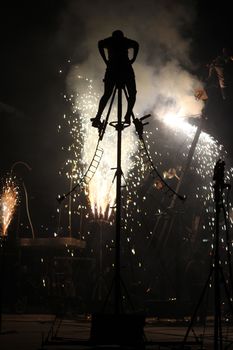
61,75,138,218
58,65,233,287
161,112,224,181
0,178,18,237
61,70,233,235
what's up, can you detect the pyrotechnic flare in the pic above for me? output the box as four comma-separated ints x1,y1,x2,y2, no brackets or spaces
0,178,18,237
61,75,138,218
61,71,233,229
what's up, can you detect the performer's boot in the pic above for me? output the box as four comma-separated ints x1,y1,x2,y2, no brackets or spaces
91,116,102,128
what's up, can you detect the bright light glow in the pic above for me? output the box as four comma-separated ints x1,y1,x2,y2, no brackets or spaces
61,72,233,238
162,113,215,146
0,178,18,237
162,112,223,180
62,75,138,218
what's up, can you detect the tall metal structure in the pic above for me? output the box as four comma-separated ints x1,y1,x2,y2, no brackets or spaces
114,85,124,314
101,83,133,314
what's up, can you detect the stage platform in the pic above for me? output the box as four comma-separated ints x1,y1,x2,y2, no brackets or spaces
1,314,232,350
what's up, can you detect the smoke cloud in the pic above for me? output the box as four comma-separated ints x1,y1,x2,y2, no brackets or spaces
64,0,204,120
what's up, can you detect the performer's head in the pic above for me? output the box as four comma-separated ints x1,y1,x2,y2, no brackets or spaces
112,30,124,39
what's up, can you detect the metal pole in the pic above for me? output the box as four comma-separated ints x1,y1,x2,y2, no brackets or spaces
169,113,204,210
68,177,73,237
115,86,123,315
0,237,6,333
98,220,103,301
149,114,205,300
149,113,205,255
214,183,223,349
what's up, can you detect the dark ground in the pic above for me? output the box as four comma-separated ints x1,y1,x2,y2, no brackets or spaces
1,313,233,349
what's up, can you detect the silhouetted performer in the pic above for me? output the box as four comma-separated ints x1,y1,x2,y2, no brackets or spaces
207,47,233,100
91,30,139,128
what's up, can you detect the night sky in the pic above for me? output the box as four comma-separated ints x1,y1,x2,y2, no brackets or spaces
1,0,233,234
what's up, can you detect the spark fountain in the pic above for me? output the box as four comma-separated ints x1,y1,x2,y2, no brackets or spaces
58,71,233,279
59,75,138,221
0,177,18,334
57,63,233,305
0,177,18,237
60,73,233,239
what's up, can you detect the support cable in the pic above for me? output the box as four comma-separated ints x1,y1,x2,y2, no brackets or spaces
139,137,186,201
122,86,186,202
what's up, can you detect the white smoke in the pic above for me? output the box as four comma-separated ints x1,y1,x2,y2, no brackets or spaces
65,0,204,120
60,0,205,216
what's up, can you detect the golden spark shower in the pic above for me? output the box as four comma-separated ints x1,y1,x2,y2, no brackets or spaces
59,69,233,229
60,74,138,218
0,177,18,237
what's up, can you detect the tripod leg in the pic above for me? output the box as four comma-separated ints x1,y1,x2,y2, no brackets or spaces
182,265,214,346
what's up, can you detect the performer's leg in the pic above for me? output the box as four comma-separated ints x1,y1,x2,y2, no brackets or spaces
91,75,115,127
124,76,136,124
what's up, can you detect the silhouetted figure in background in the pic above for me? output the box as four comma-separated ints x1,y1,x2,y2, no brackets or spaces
206,47,233,100
91,30,139,128
204,47,233,156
